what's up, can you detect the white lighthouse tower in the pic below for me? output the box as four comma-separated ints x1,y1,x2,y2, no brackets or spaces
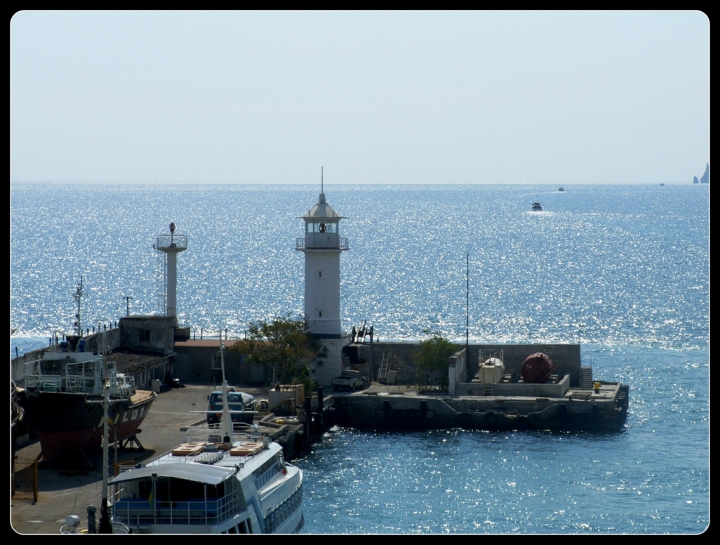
155,222,187,322
296,172,351,385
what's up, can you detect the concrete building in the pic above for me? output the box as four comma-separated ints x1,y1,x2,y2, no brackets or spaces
171,338,269,386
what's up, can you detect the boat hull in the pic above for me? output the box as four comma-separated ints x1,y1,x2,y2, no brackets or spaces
18,389,156,463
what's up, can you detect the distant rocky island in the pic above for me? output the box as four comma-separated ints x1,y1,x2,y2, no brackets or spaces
693,163,709,184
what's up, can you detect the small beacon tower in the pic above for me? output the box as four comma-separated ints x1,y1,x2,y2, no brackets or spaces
155,222,187,321
296,173,350,385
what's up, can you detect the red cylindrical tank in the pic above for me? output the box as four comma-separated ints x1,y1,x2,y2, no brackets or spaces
521,352,555,383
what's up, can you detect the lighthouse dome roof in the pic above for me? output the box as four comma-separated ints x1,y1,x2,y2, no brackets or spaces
303,193,345,220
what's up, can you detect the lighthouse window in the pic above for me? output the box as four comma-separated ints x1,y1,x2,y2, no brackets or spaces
318,271,322,278
308,222,337,233
319,311,322,317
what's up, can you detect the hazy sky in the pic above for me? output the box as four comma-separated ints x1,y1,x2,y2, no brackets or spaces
10,10,709,184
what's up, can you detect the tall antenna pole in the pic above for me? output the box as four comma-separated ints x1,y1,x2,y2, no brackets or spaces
466,252,469,354
219,333,234,445
74,277,83,336
321,166,324,194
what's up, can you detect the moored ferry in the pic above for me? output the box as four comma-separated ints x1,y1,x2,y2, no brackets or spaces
109,341,304,534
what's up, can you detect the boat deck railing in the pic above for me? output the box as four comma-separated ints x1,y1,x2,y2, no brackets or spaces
23,373,133,398
184,423,259,444
112,493,240,527
65,375,93,392
24,374,63,391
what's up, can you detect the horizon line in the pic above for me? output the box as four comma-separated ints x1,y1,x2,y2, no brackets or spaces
10,180,696,186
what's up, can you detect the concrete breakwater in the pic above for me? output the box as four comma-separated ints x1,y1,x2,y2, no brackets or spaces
328,341,629,432
331,383,629,432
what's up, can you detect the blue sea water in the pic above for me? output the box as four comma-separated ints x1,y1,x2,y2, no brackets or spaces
10,182,709,534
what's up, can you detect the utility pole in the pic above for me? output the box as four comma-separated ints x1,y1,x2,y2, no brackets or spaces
125,296,132,317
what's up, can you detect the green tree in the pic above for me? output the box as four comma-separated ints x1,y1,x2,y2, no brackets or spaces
229,314,327,389
411,331,458,389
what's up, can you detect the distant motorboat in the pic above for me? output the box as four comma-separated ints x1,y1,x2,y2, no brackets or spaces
558,187,564,192
531,202,542,212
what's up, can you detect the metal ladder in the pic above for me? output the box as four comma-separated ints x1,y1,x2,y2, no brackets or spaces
378,352,391,383
579,366,593,389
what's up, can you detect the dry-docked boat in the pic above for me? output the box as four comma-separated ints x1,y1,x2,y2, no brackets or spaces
14,279,156,464
16,334,156,464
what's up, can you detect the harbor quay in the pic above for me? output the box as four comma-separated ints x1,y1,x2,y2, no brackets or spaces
333,341,629,432
11,382,319,535
335,381,628,432
167,338,629,432
12,384,214,535
11,343,627,534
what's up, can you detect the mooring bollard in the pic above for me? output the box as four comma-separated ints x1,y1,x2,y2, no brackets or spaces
87,505,96,534
32,460,38,502
317,387,324,434
304,396,313,444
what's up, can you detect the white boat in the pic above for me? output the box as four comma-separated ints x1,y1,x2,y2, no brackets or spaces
109,341,304,534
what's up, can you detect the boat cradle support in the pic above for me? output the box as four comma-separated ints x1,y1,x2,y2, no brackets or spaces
116,433,144,452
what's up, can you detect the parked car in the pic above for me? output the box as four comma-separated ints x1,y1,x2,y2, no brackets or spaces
206,388,255,424
331,370,365,391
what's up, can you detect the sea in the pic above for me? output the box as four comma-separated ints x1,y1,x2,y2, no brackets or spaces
10,182,709,534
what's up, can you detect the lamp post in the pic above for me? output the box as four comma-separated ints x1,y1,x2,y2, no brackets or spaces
98,332,112,533
466,252,469,356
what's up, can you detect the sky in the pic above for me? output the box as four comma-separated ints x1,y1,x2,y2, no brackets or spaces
10,10,710,185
